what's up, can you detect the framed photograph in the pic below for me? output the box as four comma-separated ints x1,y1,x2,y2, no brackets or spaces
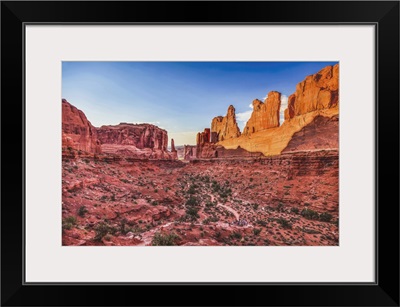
1,1,399,306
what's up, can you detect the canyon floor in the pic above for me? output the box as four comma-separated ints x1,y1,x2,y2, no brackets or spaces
62,150,339,246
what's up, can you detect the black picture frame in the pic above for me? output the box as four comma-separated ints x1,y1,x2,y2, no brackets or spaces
1,1,399,306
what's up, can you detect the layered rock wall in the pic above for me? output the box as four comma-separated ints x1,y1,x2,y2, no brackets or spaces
210,105,241,142
97,123,173,159
62,99,101,154
285,64,339,120
243,91,281,135
97,123,168,150
171,139,178,160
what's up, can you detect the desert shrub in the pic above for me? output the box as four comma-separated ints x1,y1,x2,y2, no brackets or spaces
301,208,319,220
62,216,77,230
187,184,197,195
151,232,179,246
205,201,214,208
319,212,333,222
277,202,285,212
253,228,262,236
277,218,292,229
93,222,115,241
291,207,299,214
185,196,199,207
202,216,219,225
119,218,128,235
211,181,221,193
230,231,242,240
251,203,259,210
185,207,199,221
256,219,267,227
77,205,88,217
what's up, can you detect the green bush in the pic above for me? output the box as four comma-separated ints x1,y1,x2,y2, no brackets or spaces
94,222,110,241
291,207,299,214
202,216,219,225
253,228,262,236
301,208,319,220
230,231,242,240
77,205,88,217
319,212,333,222
185,196,199,207
277,218,292,229
185,207,199,221
151,232,179,246
256,219,267,227
62,216,77,230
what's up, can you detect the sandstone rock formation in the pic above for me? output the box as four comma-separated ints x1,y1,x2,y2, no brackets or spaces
285,64,338,120
184,145,197,160
97,123,168,150
97,123,173,159
196,128,210,145
62,99,101,154
282,115,338,153
184,142,263,160
243,91,281,135
205,64,339,156
211,105,241,142
171,139,178,160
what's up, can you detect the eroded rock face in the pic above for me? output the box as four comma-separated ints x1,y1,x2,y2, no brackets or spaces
97,123,173,159
171,139,178,160
97,123,168,150
282,115,339,153
243,91,281,135
184,145,197,160
196,128,210,145
62,99,101,154
211,105,241,142
285,64,338,119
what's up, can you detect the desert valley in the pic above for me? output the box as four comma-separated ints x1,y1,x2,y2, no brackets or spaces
62,63,339,246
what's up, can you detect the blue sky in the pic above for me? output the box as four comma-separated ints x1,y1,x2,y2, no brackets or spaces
62,61,338,145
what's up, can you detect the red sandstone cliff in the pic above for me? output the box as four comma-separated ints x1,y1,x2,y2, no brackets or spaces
97,123,173,159
193,63,339,158
243,91,281,135
285,64,338,120
210,105,241,142
171,139,178,160
62,99,101,154
282,115,339,153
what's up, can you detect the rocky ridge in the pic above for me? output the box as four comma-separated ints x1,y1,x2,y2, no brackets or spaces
191,64,339,158
62,99,102,154
210,105,241,142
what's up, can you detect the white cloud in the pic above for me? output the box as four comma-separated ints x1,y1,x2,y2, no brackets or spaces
279,95,288,125
236,109,252,132
236,110,253,123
